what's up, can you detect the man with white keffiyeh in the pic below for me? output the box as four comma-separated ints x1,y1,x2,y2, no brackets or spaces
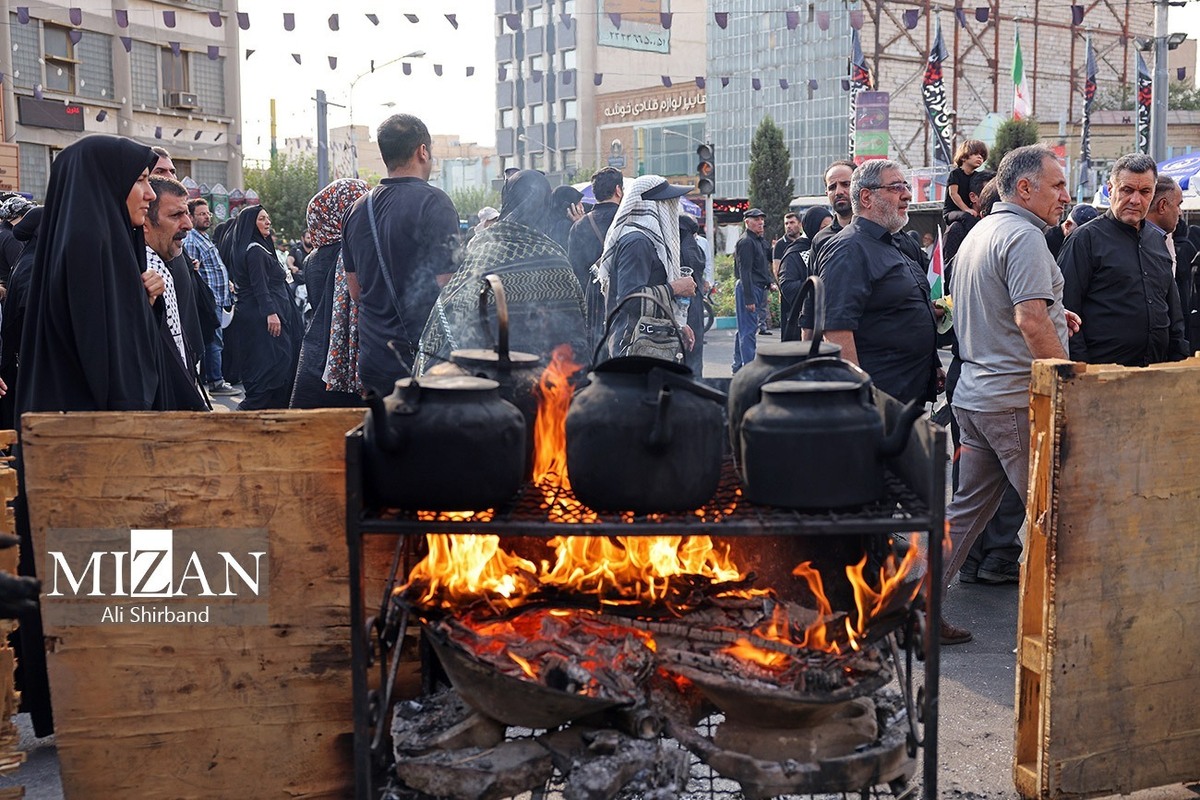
597,175,698,359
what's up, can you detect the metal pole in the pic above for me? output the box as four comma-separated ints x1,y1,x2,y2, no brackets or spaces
1149,0,1169,162
316,90,329,189
706,195,715,278
269,98,277,161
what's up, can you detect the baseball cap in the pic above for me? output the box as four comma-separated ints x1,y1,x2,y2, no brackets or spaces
1068,204,1098,226
477,206,499,224
641,180,692,201
743,208,766,219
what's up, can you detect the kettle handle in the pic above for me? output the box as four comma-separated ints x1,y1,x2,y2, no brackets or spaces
592,290,687,366
761,354,871,388
477,273,512,374
781,275,826,358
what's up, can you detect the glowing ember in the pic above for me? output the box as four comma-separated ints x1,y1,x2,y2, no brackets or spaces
724,638,789,670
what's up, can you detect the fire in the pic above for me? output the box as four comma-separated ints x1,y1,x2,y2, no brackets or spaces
532,344,585,492
792,561,839,652
844,542,922,647
403,534,539,608
724,638,789,670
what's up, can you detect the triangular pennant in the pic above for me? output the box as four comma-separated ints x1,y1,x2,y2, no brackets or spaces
561,71,570,84
194,131,203,141
785,11,799,30
402,62,412,75
817,11,830,30
155,126,163,139
174,128,183,137
405,14,419,23
329,14,339,31
163,10,176,28
1179,67,1187,81
208,45,220,60
96,109,107,122
16,7,28,24
504,14,521,30
660,12,672,29
498,65,507,81
809,78,819,90
661,75,672,87
215,133,222,142
904,9,919,29
69,7,81,26
1071,5,1084,25
69,30,82,45
445,14,458,29
235,134,242,145
593,72,604,86
530,69,542,83
975,7,989,22
466,66,474,77
209,12,222,28
695,76,706,89
955,8,967,27
33,85,43,100
291,53,302,65
608,12,621,28
434,64,443,77
720,76,730,88
169,41,181,57
850,10,864,30
245,48,255,59
114,9,128,28
714,12,728,29
283,13,295,31
560,13,572,27
752,78,762,91
841,78,850,90
237,12,250,30
779,78,789,90
120,36,132,53
366,14,379,25
329,56,337,70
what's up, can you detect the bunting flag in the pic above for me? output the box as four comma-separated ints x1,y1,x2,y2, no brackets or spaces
114,9,128,28
594,73,603,85
96,109,107,122
169,41,181,57
752,78,762,91
848,28,873,159
237,12,250,30
283,13,295,31
714,12,728,29
927,227,944,300
329,14,339,31
975,7,989,23
69,30,82,45
779,78,788,90
434,64,443,77
16,7,28,24
404,14,419,23
154,126,163,139
903,10,919,30
785,11,799,30
328,56,337,70
1080,36,1096,196
921,17,954,165
816,11,829,31
954,8,967,27
402,62,412,75
1071,6,1085,26
120,36,132,53
194,131,202,141
1179,67,1187,81
695,76,705,89
173,128,182,138
291,54,302,65
208,45,220,60
33,85,43,100
560,13,572,27
660,13,672,29
209,12,222,28
504,14,520,30
466,66,475,77
1136,51,1151,154
608,13,621,28
1013,28,1032,119
163,10,176,28
809,78,819,90
720,76,730,88
366,14,379,26
498,65,507,81
849,10,864,30
244,48,255,59
661,75,672,87
445,14,458,29
69,7,81,26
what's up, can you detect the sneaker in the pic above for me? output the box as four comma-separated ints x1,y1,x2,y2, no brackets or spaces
207,380,241,396
759,328,773,336
977,563,1020,585
958,559,982,583
940,619,973,645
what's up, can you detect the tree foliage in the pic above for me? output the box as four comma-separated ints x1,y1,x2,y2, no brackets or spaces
747,116,795,243
1093,81,1200,111
986,117,1041,170
449,186,502,222
242,153,320,241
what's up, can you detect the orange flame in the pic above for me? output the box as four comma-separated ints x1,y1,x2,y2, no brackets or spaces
792,561,839,652
404,534,538,608
844,542,922,648
533,344,584,490
724,638,789,670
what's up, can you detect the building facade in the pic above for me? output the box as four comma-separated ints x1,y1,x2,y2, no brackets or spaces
494,0,706,187
707,2,1157,197
0,0,241,199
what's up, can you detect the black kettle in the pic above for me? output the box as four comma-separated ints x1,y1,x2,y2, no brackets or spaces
739,357,924,509
565,291,727,514
363,346,526,510
727,276,841,454
446,274,543,477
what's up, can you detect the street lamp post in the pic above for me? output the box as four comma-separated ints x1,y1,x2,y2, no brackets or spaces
345,51,426,177
662,128,715,270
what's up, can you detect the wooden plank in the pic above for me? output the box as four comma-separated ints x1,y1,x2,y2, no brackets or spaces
21,410,392,800
1015,360,1200,799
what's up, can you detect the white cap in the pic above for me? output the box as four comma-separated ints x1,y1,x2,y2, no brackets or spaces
477,206,500,224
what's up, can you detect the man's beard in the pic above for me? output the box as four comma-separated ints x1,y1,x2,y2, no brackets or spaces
880,207,909,234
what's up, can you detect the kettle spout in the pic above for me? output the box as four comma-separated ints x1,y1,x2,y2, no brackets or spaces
364,390,397,453
879,400,924,458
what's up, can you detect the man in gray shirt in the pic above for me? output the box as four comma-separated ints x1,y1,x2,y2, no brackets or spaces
941,145,1080,645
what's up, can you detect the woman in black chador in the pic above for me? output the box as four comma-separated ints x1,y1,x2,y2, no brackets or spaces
225,204,301,409
18,134,204,413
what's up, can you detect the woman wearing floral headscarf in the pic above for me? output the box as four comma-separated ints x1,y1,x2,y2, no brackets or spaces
597,175,697,359
290,178,369,408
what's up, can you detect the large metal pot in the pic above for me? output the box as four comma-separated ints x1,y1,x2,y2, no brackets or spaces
739,357,923,509
566,291,726,514
727,276,840,454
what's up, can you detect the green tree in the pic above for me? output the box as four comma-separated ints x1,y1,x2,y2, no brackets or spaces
449,186,502,222
747,116,795,243
1094,81,1200,111
242,153,319,241
986,117,1041,170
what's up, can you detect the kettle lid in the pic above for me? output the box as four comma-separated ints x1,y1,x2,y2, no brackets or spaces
451,347,541,367
761,379,862,394
396,375,500,392
757,340,842,359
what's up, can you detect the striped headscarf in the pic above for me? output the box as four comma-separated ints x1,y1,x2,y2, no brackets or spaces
597,175,682,299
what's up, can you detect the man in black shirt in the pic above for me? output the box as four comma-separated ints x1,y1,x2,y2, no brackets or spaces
1059,153,1188,367
818,159,938,404
343,114,460,395
568,167,625,351
287,229,313,286
771,212,802,280
1044,203,1098,261
731,208,771,372
810,159,857,269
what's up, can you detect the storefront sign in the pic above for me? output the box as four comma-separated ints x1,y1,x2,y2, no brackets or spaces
599,0,670,53
602,91,705,121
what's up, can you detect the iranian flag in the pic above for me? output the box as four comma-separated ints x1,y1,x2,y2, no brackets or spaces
927,227,944,300
1013,28,1032,119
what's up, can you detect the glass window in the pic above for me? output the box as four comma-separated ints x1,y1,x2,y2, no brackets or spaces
529,54,544,73
530,104,545,124
161,47,189,96
191,53,225,114
530,152,543,171
561,49,576,70
77,30,114,100
500,109,515,128
561,99,577,120
131,40,159,107
562,0,577,15
43,25,76,93
19,143,49,200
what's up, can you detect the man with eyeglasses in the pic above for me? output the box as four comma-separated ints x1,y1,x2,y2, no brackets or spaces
814,159,940,406
809,159,857,266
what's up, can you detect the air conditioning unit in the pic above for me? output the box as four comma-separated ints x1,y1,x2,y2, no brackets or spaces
166,91,199,110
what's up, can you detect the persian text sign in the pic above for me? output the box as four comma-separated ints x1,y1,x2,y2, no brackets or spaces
599,0,669,53
43,528,269,626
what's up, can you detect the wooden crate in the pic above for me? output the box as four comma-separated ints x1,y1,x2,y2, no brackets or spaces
21,410,388,800
0,431,24,798
1016,360,1200,799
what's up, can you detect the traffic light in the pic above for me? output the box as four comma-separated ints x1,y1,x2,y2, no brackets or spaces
696,143,715,196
